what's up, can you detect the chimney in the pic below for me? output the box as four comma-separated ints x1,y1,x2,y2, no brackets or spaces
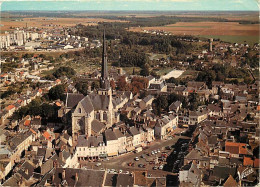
62,169,66,180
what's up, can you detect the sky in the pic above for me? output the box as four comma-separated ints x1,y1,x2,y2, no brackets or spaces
0,0,259,11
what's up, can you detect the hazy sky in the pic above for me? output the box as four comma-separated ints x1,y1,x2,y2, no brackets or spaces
0,0,259,11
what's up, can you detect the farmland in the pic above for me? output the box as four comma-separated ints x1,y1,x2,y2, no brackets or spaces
129,21,259,45
0,17,127,32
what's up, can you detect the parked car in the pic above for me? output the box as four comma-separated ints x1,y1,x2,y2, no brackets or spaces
159,165,164,170
95,163,101,167
135,157,139,161
138,164,143,168
153,166,158,170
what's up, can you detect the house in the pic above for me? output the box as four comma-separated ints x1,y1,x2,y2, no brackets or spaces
52,168,106,186
179,162,201,187
76,135,107,160
139,95,154,110
169,101,182,112
225,142,249,158
189,110,208,125
155,114,178,139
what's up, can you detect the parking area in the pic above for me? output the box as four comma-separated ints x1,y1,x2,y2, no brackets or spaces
79,135,191,176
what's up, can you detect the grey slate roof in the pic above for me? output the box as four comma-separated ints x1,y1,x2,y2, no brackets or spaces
91,119,105,134
66,93,84,108
77,135,104,147
79,96,94,114
105,129,117,141
53,168,106,187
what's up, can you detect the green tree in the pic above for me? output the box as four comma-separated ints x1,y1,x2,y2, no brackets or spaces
48,85,65,101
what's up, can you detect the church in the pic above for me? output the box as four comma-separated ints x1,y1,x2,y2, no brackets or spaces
70,31,132,143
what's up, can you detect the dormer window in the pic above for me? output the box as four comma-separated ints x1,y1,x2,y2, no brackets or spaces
78,108,81,113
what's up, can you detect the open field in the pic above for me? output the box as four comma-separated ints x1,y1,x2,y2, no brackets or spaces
130,21,259,45
0,17,127,32
199,35,259,46
130,22,259,36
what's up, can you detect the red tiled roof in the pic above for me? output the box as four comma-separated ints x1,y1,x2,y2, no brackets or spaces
243,157,253,166
6,105,15,111
43,131,51,141
55,102,61,107
0,73,8,77
225,142,247,155
254,158,259,168
24,120,31,126
30,128,37,134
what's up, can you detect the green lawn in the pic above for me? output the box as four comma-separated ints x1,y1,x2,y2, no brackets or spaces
156,68,173,76
199,35,259,46
122,66,141,75
179,70,199,79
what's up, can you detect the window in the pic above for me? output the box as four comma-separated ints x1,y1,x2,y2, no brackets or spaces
78,108,82,113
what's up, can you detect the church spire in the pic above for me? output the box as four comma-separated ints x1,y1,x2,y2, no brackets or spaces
100,29,110,90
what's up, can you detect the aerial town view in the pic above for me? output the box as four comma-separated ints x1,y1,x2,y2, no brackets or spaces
0,0,259,186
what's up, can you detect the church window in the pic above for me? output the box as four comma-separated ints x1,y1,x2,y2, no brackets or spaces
78,108,81,113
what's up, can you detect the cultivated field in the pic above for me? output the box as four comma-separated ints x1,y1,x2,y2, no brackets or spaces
0,17,127,32
130,22,259,36
130,21,259,45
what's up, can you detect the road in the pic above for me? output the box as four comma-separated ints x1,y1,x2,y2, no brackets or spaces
80,135,190,177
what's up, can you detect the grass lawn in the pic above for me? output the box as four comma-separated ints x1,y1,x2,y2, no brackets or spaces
156,68,173,76
122,66,141,75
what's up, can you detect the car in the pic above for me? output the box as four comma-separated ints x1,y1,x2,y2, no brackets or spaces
135,157,139,161
153,166,158,170
159,165,164,170
149,161,155,164
165,146,171,150
173,151,177,154
142,164,146,168
119,170,123,173
95,163,101,167
138,164,143,168
154,150,158,154
104,158,109,161
157,149,160,153
125,171,129,174
107,169,110,172
141,154,146,158
151,151,155,155
128,162,133,166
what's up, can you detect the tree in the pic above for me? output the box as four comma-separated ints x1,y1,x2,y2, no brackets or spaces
110,80,116,90
140,64,150,76
91,81,99,90
117,76,128,91
41,103,55,118
75,82,89,95
53,66,76,78
153,95,168,116
48,85,65,101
